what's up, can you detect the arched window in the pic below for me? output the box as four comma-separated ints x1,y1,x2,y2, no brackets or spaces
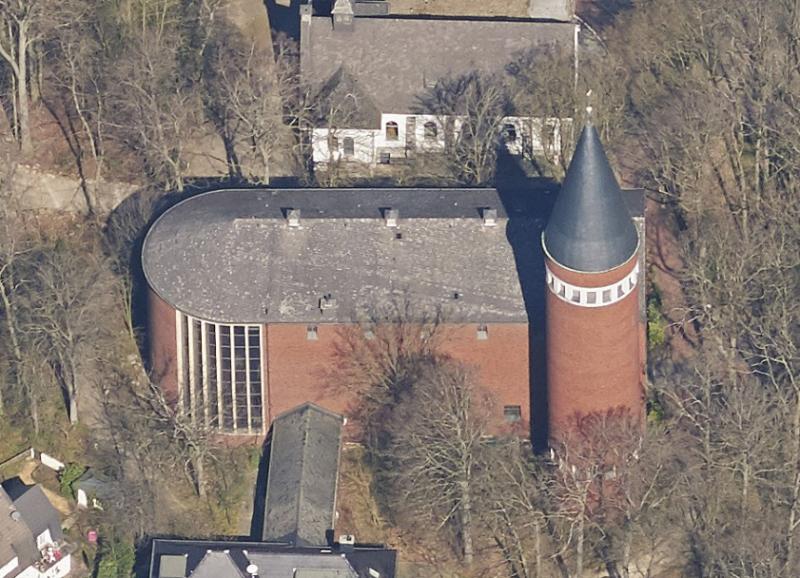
423,121,438,142
343,137,355,156
385,121,399,141
503,123,517,143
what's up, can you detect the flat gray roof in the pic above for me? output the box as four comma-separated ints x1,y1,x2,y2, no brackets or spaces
142,188,541,324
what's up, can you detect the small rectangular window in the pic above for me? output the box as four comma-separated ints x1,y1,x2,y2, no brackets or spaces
477,324,488,340
586,291,597,305
571,288,581,303
504,405,522,423
602,289,612,303
379,152,391,164
618,284,625,298
307,325,318,341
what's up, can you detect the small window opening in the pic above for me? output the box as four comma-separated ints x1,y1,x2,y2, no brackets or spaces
385,121,399,141
477,324,488,340
424,121,438,142
379,152,391,164
618,284,625,298
504,405,522,422
503,123,517,143
307,325,318,341
602,289,612,303
571,288,581,303
343,137,355,156
586,291,597,305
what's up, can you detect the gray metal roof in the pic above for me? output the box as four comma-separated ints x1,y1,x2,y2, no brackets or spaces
142,188,541,324
263,403,344,547
542,124,639,272
301,15,574,116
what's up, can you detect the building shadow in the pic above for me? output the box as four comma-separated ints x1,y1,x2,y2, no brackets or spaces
493,151,558,452
249,433,272,540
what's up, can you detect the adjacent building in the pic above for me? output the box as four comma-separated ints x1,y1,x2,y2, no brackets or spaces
300,0,577,167
149,539,396,578
0,481,72,578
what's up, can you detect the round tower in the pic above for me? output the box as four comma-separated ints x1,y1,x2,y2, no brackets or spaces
542,122,644,442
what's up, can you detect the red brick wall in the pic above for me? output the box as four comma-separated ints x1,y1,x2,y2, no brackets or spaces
545,256,645,441
264,322,530,433
147,288,178,403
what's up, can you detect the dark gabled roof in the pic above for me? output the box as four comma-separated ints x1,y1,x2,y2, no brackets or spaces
542,124,639,272
301,15,574,116
263,403,344,547
149,539,395,578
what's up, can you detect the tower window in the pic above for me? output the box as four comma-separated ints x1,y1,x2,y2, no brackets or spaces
586,291,597,305
504,405,522,422
385,121,399,141
602,289,612,303
571,288,581,303
343,137,355,156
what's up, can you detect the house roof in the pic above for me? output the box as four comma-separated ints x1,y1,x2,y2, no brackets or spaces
9,485,63,544
313,66,383,129
301,15,574,117
142,187,548,324
263,403,344,547
189,551,246,578
149,539,395,578
0,486,37,575
542,124,639,272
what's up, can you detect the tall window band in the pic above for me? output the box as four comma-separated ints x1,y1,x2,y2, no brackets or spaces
176,312,264,433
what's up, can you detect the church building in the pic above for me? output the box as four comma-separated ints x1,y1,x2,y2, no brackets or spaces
142,124,645,442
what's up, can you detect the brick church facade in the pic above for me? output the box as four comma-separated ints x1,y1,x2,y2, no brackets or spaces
142,125,645,442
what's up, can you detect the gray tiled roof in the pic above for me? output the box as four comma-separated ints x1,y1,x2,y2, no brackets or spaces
0,486,37,575
142,188,541,324
149,539,394,578
263,403,344,547
302,15,575,116
10,485,63,545
189,551,246,578
543,124,640,272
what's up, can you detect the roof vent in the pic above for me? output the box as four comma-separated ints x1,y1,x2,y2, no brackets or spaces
246,564,259,577
482,208,497,227
286,208,301,227
383,208,398,227
319,293,337,311
9,510,21,522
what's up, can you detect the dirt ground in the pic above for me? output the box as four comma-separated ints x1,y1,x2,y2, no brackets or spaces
389,0,529,16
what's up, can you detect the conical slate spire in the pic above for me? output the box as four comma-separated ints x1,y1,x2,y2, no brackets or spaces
543,124,639,273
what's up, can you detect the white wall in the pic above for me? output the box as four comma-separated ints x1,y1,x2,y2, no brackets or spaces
0,557,18,578
312,114,567,166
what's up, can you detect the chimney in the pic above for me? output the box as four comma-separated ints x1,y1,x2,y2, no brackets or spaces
319,293,337,311
482,207,497,227
383,208,398,227
332,0,354,29
286,208,301,227
339,534,356,552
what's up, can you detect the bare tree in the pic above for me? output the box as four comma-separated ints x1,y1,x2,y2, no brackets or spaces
383,358,491,566
0,0,45,153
